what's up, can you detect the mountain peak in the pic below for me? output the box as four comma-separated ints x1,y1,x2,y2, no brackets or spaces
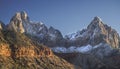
87,16,104,30
20,11,28,20
0,21,5,30
8,11,28,33
90,16,102,25
66,16,120,48
13,11,29,22
93,16,102,22
20,11,27,14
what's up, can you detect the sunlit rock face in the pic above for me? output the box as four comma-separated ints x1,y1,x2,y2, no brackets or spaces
8,12,25,33
0,21,5,30
0,44,11,57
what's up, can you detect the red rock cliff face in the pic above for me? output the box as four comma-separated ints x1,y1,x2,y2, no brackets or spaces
0,44,11,57
0,43,52,58
14,45,52,58
0,43,74,69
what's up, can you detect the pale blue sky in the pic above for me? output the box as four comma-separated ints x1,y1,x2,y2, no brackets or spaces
0,0,120,35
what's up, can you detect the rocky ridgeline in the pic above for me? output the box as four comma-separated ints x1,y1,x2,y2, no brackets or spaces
6,11,120,49
7,11,64,47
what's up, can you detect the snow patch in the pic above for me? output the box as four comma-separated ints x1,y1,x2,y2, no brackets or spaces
49,33,56,40
51,43,104,53
66,31,85,40
51,47,67,53
67,45,93,53
51,45,93,53
66,33,76,40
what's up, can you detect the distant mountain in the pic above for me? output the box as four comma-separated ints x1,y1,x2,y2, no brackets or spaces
65,16,119,48
52,16,120,53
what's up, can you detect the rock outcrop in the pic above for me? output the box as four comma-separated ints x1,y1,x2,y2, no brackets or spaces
0,44,11,57
0,21,5,30
46,26,64,47
8,12,25,33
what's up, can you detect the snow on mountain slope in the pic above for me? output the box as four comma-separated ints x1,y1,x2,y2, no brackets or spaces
51,43,116,59
51,43,104,53
23,21,48,39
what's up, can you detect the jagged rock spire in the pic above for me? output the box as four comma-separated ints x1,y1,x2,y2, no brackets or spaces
21,11,29,22
91,16,102,24
10,11,29,22
0,21,5,30
87,16,104,30
93,16,102,22
8,11,28,33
